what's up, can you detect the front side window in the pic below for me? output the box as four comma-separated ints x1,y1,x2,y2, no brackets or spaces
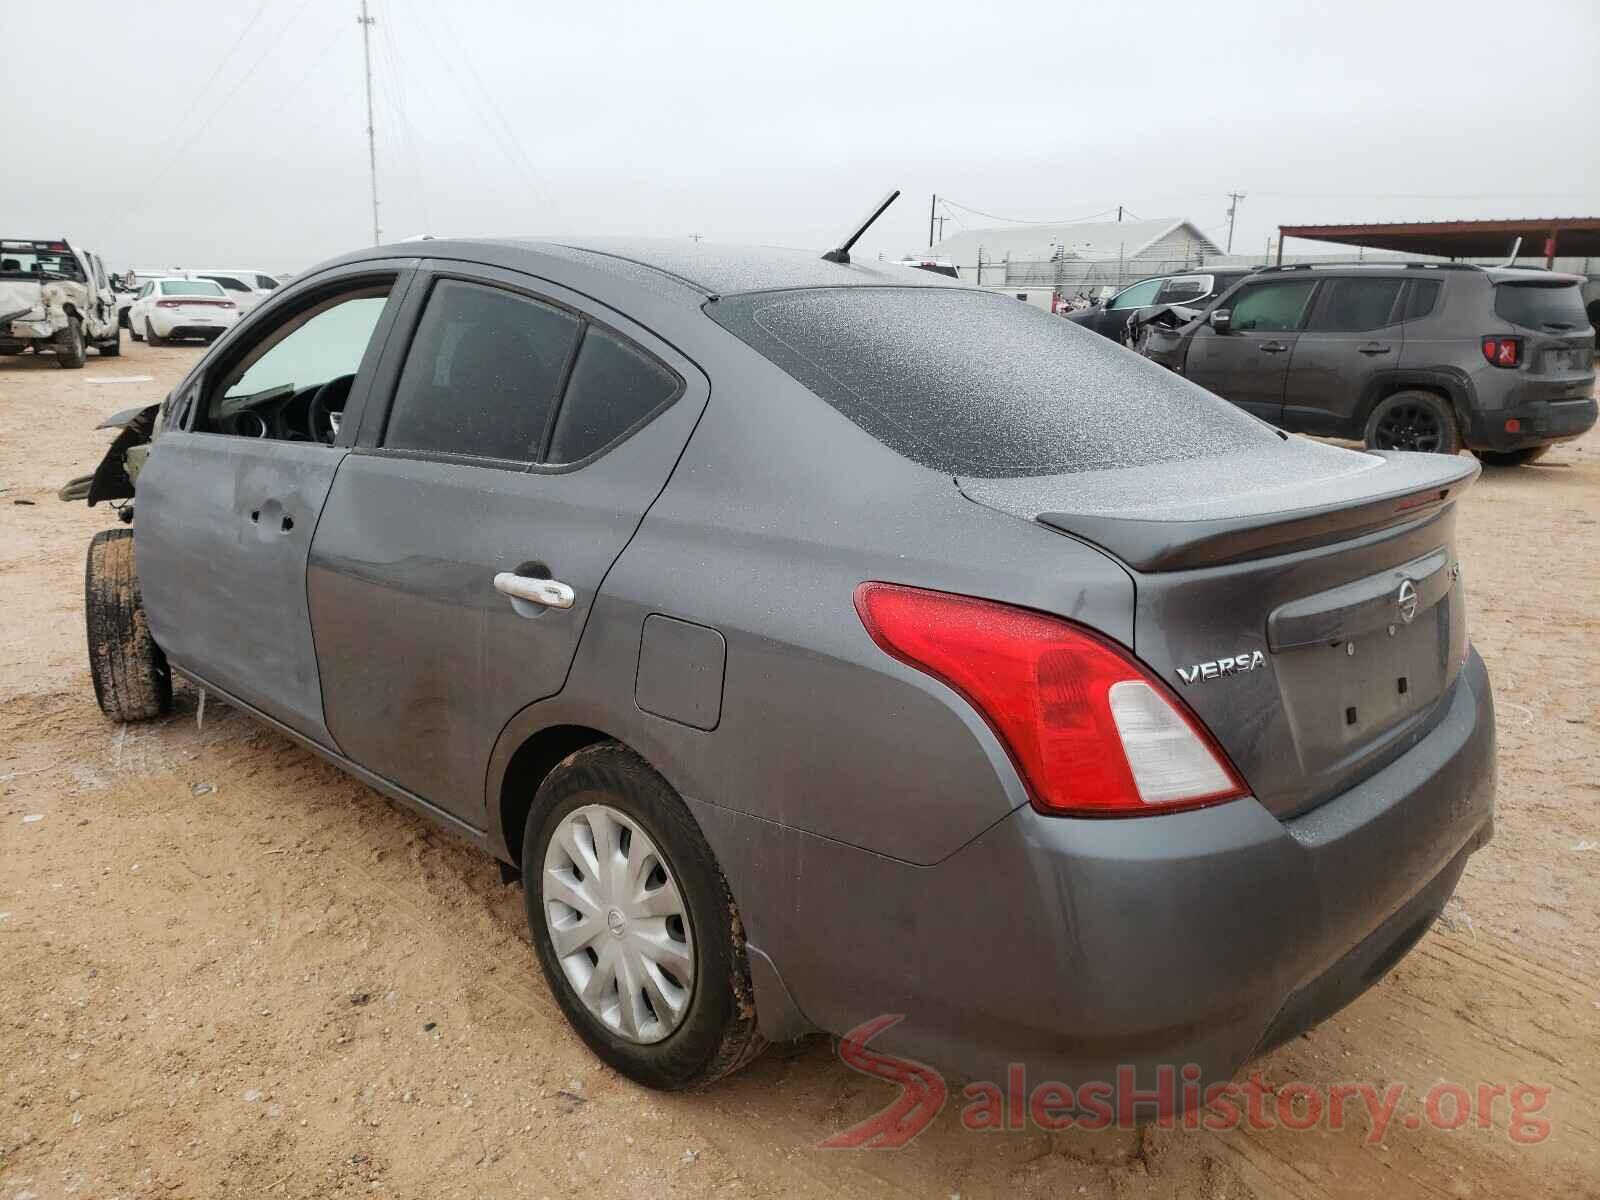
202,274,251,293
1227,281,1317,332
383,280,580,463
1108,278,1163,310
1304,278,1404,332
546,326,681,465
204,283,392,439
256,274,279,290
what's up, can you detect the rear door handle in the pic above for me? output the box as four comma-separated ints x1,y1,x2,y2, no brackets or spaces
1358,342,1392,355
1259,341,1289,354
493,572,575,610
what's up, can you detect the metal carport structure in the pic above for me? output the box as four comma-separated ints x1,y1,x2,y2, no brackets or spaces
1275,218,1600,266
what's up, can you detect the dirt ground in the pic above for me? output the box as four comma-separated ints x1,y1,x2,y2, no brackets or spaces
1,340,1597,1200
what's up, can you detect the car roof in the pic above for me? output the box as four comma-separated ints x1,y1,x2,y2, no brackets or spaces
412,236,971,299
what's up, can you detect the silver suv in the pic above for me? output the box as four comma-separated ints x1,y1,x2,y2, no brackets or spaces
1142,263,1596,465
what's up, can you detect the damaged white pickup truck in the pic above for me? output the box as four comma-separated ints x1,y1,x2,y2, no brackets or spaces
0,238,122,367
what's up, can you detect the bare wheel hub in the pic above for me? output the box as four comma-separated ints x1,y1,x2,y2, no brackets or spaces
542,804,695,1044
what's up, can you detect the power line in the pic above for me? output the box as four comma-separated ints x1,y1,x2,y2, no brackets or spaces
139,0,321,197
939,198,1120,226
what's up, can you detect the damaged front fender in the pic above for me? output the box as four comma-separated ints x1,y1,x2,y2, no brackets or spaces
58,404,159,508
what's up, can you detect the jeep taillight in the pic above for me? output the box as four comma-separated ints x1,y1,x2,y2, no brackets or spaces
1482,336,1521,368
853,583,1248,817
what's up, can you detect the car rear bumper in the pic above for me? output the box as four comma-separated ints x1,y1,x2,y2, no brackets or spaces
1466,395,1597,450
721,648,1495,1115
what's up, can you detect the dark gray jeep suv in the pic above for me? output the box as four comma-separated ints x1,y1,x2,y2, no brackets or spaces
1142,263,1596,465
67,238,1495,1113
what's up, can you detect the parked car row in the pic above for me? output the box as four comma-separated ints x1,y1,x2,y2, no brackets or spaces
115,266,284,329
1064,262,1596,466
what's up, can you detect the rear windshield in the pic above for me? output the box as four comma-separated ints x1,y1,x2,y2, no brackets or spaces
1494,282,1588,331
160,280,227,297
711,287,1279,478
0,240,85,282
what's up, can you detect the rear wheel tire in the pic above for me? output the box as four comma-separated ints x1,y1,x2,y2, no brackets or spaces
144,318,165,347
129,321,144,342
1475,445,1551,467
1363,390,1461,454
523,742,765,1090
55,317,86,368
85,528,172,722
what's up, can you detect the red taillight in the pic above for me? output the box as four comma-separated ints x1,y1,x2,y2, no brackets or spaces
853,583,1248,817
1481,336,1521,368
156,299,182,308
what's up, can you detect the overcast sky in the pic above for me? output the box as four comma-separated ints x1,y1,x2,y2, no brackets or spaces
8,0,1597,272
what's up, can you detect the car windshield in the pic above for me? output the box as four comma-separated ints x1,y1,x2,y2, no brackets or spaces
711,286,1279,477
1494,282,1588,331
0,241,85,282
160,280,227,297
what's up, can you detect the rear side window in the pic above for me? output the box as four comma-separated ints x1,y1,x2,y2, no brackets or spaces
1403,280,1441,321
1227,281,1317,331
711,287,1279,478
1494,283,1588,331
546,326,681,465
1156,276,1208,304
384,280,580,463
201,274,251,292
1304,278,1403,332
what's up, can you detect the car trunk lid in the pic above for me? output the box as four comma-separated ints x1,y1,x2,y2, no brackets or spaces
960,442,1477,819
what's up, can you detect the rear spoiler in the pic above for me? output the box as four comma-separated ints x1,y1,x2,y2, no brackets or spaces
1034,453,1479,572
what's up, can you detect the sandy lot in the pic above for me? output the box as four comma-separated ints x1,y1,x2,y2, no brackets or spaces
1,340,1597,1199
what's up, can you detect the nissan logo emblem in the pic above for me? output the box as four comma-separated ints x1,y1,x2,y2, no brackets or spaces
1397,579,1419,625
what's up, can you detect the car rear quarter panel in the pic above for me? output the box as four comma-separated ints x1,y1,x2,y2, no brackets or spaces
485,321,1136,869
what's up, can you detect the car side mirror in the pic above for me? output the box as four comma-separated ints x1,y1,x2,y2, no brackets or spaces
1209,308,1231,334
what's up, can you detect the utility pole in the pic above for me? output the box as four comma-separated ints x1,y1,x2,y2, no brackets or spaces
928,193,937,248
1117,205,1123,223
1224,191,1245,255
358,1,380,245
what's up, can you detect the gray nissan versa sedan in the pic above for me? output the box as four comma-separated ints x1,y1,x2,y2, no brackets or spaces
66,237,1495,1111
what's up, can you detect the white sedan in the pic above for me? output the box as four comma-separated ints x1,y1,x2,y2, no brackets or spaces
127,278,241,345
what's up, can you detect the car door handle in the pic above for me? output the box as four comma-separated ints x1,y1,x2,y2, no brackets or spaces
493,572,575,610
1358,342,1392,355
1259,341,1289,354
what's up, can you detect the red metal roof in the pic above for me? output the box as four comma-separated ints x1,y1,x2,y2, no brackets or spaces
1278,218,1600,259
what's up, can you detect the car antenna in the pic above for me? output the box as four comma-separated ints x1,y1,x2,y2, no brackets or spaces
821,189,901,264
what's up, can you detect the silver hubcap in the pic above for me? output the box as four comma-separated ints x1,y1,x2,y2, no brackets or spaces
542,804,695,1044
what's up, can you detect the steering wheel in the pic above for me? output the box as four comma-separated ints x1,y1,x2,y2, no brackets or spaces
308,374,356,445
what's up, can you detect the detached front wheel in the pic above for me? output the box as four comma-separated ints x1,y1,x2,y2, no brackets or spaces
85,528,172,722
524,743,765,1090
